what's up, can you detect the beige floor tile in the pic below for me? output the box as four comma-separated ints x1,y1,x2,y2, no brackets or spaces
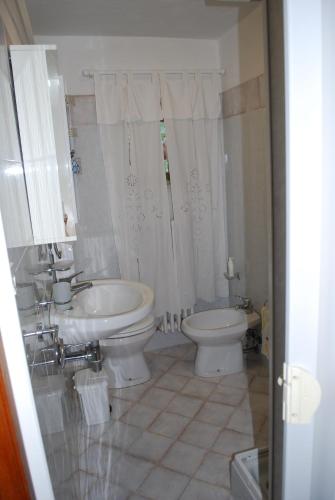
196,402,234,427
78,421,110,442
51,348,268,498
128,431,173,462
169,360,195,377
109,453,154,491
110,384,149,402
213,429,255,456
180,420,221,449
209,386,246,407
255,417,269,448
158,344,193,359
162,441,206,476
167,394,203,418
110,398,133,420
97,421,143,451
121,403,161,429
147,354,176,373
78,443,121,478
57,470,98,500
183,344,197,361
180,479,231,500
87,478,129,500
220,372,253,390
246,354,269,377
255,430,268,448
195,451,230,488
128,494,151,500
149,411,190,439
155,372,189,391
227,408,265,435
240,392,269,414
139,466,190,500
249,375,269,394
196,374,225,384
181,379,216,399
140,387,175,410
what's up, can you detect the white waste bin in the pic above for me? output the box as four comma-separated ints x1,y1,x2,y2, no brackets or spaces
231,448,268,500
73,368,110,426
33,374,66,435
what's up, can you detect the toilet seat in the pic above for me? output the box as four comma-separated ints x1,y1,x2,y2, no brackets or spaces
102,314,156,341
182,309,247,342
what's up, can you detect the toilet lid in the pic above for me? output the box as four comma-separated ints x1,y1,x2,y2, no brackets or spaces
109,314,156,339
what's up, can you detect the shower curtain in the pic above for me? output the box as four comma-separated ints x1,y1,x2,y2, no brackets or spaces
95,72,179,327
95,70,229,331
161,73,229,304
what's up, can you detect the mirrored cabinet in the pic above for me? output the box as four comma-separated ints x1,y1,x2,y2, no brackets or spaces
0,40,33,247
0,44,77,248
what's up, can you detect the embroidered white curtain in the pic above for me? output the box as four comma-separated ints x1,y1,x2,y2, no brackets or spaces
161,73,229,303
95,71,229,330
95,73,178,325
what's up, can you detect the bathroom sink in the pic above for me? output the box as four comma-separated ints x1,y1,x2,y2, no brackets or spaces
51,279,154,344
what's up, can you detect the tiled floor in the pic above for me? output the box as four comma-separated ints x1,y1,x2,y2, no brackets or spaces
45,343,269,500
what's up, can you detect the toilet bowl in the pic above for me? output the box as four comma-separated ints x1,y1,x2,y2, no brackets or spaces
181,308,248,377
100,314,156,389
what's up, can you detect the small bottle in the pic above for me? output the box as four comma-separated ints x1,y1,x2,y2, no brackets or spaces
227,257,235,278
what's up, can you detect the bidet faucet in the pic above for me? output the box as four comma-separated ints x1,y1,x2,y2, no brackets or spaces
234,295,253,313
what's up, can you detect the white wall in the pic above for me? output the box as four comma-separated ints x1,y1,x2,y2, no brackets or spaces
220,5,270,311
32,34,221,348
218,5,265,90
35,35,220,95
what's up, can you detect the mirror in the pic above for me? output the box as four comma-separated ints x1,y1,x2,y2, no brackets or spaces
0,25,33,248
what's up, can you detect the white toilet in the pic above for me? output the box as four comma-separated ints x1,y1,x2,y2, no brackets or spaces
181,308,248,377
99,314,156,389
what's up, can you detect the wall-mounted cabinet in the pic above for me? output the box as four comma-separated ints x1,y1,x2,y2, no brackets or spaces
0,44,77,248
0,39,33,248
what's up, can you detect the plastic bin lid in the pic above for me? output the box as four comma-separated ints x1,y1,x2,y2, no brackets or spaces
74,368,109,389
32,374,66,395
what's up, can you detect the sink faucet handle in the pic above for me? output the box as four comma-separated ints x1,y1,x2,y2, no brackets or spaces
59,270,83,283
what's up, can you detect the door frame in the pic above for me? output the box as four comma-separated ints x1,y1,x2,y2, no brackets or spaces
266,0,286,498
0,213,54,500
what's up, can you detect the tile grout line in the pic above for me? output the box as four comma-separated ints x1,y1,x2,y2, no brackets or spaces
77,346,269,499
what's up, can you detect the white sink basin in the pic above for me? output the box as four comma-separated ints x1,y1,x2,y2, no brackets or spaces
52,279,154,344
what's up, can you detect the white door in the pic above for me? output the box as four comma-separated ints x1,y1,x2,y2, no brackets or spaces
282,0,335,498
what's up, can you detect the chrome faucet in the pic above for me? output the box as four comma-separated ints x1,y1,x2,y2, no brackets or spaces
234,295,253,313
71,280,93,296
59,270,83,283
59,270,93,296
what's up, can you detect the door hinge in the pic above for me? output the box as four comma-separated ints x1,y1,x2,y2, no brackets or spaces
277,363,321,424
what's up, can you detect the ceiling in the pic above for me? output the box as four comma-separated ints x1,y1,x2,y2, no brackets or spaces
26,0,257,39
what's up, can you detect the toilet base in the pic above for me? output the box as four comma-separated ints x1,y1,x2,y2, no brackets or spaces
102,349,151,389
195,342,243,377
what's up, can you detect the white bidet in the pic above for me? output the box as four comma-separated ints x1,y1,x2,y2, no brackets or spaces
182,308,248,377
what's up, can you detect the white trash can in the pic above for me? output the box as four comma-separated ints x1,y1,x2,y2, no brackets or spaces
230,448,269,500
73,368,110,426
33,374,66,435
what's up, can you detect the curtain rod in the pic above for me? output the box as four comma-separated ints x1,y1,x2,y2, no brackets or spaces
82,68,225,78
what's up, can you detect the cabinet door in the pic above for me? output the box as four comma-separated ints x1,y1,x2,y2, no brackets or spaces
0,36,33,247
10,45,77,245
